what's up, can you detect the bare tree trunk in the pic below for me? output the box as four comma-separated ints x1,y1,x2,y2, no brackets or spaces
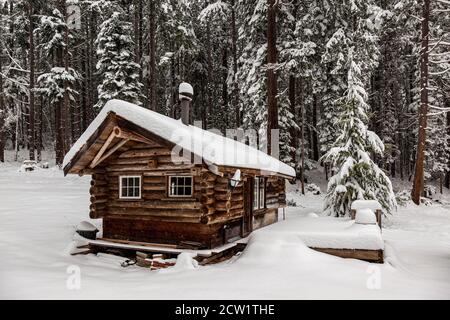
230,0,240,127
298,78,306,195
266,0,278,155
288,75,297,164
62,0,70,154
222,47,229,130
412,0,430,205
28,3,35,161
445,99,450,189
36,33,42,162
312,94,319,161
148,0,157,111
205,23,213,129
0,17,4,163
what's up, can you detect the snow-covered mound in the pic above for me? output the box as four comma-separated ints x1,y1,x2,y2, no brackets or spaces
355,208,377,225
351,200,382,211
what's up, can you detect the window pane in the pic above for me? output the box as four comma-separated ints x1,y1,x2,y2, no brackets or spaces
168,176,193,197
259,178,265,209
120,177,141,198
253,178,259,210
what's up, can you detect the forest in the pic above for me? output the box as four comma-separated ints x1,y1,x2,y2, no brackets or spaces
0,0,449,207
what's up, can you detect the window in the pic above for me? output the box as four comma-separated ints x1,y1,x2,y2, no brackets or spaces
119,176,141,199
169,176,193,197
259,177,265,209
253,177,265,210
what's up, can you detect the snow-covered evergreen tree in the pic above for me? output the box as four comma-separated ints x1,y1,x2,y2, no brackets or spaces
95,11,144,109
236,0,268,144
36,9,79,105
322,49,397,216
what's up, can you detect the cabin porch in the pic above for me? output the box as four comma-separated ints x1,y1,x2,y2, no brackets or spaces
78,210,384,264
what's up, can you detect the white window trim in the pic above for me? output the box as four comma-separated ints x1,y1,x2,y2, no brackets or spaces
168,175,194,198
119,175,142,200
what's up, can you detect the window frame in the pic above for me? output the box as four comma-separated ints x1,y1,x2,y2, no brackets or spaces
259,177,266,209
253,176,266,211
253,177,260,210
119,175,142,200
168,175,194,198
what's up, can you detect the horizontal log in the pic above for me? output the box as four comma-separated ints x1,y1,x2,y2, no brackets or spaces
202,206,216,215
108,157,156,165
90,196,108,204
90,186,109,195
90,179,107,186
89,210,105,219
201,196,215,205
215,194,243,202
105,213,201,224
107,208,202,219
118,148,173,158
142,185,166,191
201,209,243,224
215,203,243,212
108,200,201,210
90,203,106,211
215,201,232,211
201,173,216,182
106,164,194,172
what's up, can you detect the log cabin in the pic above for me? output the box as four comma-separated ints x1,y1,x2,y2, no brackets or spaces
63,98,296,249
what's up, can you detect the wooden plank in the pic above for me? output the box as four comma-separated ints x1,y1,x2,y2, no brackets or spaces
64,112,117,175
311,247,384,263
98,237,178,249
90,130,118,168
95,138,130,167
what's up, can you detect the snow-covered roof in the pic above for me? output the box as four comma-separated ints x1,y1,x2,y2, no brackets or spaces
63,99,296,177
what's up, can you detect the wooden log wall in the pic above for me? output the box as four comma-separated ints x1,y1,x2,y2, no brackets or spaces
98,142,204,224
90,171,109,219
88,137,289,248
199,174,245,225
266,176,286,208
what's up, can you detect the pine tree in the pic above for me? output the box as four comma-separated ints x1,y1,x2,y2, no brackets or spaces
322,49,397,216
94,11,144,109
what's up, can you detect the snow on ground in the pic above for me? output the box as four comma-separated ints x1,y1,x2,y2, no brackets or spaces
0,158,449,299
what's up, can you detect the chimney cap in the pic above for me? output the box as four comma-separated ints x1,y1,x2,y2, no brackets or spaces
179,82,194,101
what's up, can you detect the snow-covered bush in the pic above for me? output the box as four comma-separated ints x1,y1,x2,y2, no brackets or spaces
423,185,436,199
306,183,321,195
286,199,298,207
395,190,411,207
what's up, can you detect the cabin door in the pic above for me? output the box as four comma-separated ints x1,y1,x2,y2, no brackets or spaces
242,177,253,237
